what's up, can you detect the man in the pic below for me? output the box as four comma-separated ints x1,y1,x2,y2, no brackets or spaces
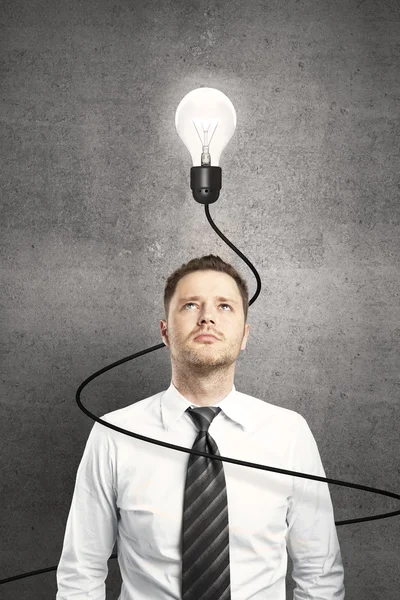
56,254,345,599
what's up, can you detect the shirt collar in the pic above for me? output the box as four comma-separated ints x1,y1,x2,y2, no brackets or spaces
160,380,255,432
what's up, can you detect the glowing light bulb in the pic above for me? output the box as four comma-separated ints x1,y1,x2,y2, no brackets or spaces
175,87,237,204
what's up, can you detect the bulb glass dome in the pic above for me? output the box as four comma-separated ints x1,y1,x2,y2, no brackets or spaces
175,87,237,167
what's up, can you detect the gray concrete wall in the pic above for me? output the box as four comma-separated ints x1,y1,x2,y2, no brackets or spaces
1,0,399,598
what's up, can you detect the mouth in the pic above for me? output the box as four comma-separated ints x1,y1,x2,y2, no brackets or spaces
194,334,219,342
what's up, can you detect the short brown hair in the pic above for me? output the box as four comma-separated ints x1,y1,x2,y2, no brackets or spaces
164,254,249,322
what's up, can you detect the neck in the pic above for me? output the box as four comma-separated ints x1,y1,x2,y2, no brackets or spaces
171,365,235,407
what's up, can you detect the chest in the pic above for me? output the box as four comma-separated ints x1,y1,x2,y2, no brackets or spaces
115,426,293,555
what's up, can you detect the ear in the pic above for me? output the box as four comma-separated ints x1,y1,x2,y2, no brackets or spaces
160,319,169,347
241,323,250,350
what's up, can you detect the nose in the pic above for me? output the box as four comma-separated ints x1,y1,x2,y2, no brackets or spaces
199,317,215,325
198,311,216,325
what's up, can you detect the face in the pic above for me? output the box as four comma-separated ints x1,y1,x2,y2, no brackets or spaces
160,270,250,374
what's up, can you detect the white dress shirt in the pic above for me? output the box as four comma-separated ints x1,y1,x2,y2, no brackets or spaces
56,381,345,599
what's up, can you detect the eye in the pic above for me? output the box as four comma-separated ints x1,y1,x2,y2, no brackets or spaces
220,303,232,310
183,302,232,310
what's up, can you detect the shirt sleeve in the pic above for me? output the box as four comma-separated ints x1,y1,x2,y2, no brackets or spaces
286,414,345,599
56,421,118,600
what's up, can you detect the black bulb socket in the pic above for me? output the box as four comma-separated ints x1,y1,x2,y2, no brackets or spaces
190,166,222,205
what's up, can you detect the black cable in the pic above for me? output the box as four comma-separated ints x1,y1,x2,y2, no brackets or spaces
1,203,399,587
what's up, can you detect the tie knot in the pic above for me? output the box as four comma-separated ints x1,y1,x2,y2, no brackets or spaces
186,406,222,432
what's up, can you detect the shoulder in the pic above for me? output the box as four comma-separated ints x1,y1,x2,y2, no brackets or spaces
87,391,163,442
236,389,303,418
235,389,309,431
100,391,162,425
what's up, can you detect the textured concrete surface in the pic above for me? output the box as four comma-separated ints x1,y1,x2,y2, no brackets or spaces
1,0,399,598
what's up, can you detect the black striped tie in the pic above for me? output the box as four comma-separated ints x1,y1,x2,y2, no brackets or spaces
182,406,231,600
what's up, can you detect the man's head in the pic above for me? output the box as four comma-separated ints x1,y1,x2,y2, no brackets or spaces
160,255,250,375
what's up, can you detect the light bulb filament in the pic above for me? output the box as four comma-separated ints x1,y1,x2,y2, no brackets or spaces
193,119,219,166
